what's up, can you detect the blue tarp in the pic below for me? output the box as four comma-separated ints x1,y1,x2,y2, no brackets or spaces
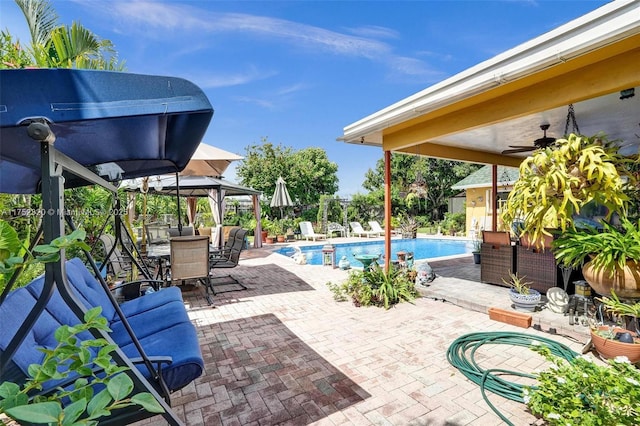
0,69,214,194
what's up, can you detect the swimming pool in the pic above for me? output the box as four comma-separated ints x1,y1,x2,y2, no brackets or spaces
274,238,473,266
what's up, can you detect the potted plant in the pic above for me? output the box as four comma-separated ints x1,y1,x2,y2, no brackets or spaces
588,290,640,363
471,236,482,264
501,133,633,248
552,218,640,298
502,271,540,312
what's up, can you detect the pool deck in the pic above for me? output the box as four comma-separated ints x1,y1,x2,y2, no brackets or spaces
134,234,595,426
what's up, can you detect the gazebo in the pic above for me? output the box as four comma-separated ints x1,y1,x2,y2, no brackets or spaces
123,175,263,248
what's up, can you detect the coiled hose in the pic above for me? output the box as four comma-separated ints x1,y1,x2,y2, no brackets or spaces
447,331,578,425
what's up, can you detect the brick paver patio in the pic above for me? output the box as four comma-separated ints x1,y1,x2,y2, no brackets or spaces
134,244,588,425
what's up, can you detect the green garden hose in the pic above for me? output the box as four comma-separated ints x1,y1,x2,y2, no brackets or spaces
446,331,578,425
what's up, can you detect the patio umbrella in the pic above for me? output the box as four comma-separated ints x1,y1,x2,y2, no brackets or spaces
180,143,243,178
270,176,293,219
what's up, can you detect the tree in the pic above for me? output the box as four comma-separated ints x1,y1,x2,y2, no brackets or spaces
1,0,125,70
363,153,480,221
0,31,32,68
236,137,339,213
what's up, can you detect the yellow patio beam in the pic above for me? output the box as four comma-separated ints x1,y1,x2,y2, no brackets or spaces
398,143,523,167
382,36,640,152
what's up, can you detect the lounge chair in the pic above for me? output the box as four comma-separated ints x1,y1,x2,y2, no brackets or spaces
368,220,398,236
299,221,326,241
350,222,378,238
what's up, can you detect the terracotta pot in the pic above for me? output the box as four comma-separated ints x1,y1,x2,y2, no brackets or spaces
261,231,268,243
277,235,286,243
582,261,640,298
265,236,275,244
590,326,640,363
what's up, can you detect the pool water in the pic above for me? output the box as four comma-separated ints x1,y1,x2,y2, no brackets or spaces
275,238,473,267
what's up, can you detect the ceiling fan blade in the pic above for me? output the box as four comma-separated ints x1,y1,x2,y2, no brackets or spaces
501,147,534,154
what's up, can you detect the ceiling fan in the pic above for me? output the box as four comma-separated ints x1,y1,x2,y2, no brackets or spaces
502,124,556,154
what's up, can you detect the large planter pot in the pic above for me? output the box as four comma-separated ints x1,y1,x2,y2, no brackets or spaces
590,326,640,363
509,288,541,312
582,260,640,298
261,230,268,243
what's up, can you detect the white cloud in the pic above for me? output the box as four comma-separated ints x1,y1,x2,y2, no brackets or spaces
347,25,400,40
79,0,433,77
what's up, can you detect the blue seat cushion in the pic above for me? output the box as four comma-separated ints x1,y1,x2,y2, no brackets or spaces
121,322,203,392
4,258,204,395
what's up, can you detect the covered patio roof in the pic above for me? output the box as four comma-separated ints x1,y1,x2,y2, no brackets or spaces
339,0,640,167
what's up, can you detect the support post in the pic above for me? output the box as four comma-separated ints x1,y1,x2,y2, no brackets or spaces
384,150,392,271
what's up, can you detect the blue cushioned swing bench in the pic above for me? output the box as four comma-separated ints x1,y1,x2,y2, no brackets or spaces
0,69,214,425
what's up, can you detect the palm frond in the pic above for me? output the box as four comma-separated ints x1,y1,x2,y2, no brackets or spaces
15,0,58,47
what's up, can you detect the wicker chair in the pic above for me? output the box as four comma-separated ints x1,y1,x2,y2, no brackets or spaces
516,233,559,294
480,231,516,286
169,235,214,305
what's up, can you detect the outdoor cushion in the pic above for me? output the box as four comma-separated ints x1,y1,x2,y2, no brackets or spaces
120,322,204,392
3,257,204,394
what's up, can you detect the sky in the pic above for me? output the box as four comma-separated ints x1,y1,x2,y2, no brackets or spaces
1,0,610,197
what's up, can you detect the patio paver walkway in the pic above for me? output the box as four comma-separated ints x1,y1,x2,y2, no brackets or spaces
134,244,591,426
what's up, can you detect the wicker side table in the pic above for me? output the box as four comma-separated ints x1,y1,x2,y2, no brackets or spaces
516,245,558,293
480,242,516,286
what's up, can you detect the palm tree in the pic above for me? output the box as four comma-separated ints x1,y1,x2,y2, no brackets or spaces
14,0,125,70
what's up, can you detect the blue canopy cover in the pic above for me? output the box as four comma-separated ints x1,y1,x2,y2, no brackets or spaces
0,69,214,194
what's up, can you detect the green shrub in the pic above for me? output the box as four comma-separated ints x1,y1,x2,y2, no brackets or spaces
526,344,640,425
327,264,418,309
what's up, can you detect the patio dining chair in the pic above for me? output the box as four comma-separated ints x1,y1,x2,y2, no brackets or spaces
169,235,214,305
208,228,249,293
145,223,169,245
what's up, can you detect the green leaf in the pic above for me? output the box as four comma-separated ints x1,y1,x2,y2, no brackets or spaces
131,393,165,413
0,381,21,398
61,398,87,425
84,306,103,322
86,388,112,418
6,401,62,423
107,373,134,401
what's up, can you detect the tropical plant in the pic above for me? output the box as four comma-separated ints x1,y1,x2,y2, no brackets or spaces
502,271,533,295
327,264,417,310
12,0,125,70
501,133,634,248
525,345,640,426
471,236,482,253
0,307,164,425
599,290,640,319
0,219,89,293
398,213,418,239
363,153,481,221
552,218,640,274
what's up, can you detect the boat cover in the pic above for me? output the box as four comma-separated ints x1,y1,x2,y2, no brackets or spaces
0,69,214,194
